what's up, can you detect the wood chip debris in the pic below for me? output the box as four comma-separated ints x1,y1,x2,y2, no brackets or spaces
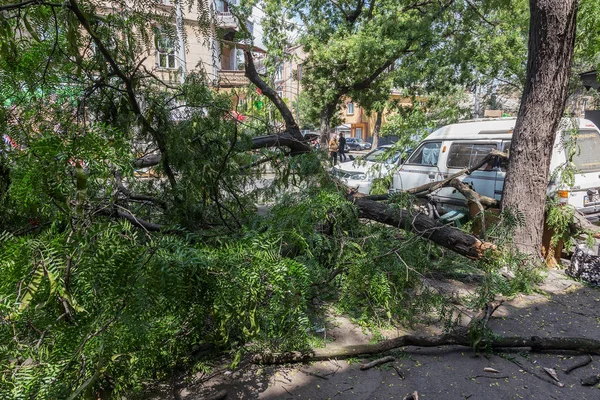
543,367,560,383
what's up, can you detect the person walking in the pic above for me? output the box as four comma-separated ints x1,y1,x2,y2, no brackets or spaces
338,133,347,162
329,134,339,165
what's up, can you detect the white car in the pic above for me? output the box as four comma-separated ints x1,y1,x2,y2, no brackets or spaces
332,146,405,194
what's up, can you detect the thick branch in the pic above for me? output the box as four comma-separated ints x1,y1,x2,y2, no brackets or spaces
570,208,600,238
409,150,507,196
243,51,311,154
131,133,312,170
448,178,498,208
353,197,494,259
345,0,365,24
245,53,301,135
134,154,162,168
115,172,167,209
254,333,600,364
115,209,163,232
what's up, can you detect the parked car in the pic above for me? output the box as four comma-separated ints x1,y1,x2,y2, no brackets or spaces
331,146,408,194
345,137,372,151
390,117,600,221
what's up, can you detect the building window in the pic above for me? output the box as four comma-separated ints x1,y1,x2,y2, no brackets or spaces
216,0,228,12
155,28,177,69
355,127,362,138
347,102,354,115
274,64,283,82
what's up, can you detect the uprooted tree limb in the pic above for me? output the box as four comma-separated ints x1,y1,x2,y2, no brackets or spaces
253,299,600,365
253,331,600,365
352,196,495,259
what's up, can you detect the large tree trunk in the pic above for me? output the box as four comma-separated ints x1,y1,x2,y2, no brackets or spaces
319,104,337,147
372,111,382,148
501,0,578,256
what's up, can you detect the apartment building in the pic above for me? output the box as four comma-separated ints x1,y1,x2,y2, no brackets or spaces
104,0,265,88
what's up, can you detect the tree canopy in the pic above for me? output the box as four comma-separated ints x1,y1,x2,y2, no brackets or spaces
1,0,600,398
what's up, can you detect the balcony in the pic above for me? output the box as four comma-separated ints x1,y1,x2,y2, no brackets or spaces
215,11,239,30
218,70,249,88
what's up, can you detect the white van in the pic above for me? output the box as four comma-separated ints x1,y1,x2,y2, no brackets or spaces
390,118,600,221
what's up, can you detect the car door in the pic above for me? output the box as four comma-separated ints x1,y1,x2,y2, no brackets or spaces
394,141,443,191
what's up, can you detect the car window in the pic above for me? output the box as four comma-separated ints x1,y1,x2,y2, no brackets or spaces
364,148,400,164
571,130,600,172
407,142,441,166
499,141,511,171
447,142,497,170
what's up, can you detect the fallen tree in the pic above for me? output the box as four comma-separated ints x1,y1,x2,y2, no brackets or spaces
253,331,600,365
353,196,495,259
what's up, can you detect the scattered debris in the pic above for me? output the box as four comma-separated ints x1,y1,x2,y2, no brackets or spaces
392,364,405,379
543,367,560,383
299,369,328,380
332,386,354,398
564,355,593,374
470,375,510,380
507,357,565,388
581,374,600,386
360,355,395,370
403,390,419,400
484,367,500,373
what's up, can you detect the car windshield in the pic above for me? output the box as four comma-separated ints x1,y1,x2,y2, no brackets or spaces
364,147,400,164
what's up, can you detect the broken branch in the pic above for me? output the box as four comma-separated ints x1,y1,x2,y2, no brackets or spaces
353,197,495,259
253,334,600,365
360,356,395,370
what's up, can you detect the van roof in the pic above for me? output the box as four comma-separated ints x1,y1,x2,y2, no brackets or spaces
425,118,599,141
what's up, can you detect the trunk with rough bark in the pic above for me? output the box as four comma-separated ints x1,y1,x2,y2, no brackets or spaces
372,111,382,148
501,0,578,256
354,197,494,259
319,104,337,147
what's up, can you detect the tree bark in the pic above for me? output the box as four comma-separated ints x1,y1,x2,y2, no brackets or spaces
354,197,494,259
319,103,337,147
244,51,303,142
501,0,578,256
253,333,600,364
372,111,382,148
132,133,312,169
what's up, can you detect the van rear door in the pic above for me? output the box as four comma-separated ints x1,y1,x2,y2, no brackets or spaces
565,129,600,216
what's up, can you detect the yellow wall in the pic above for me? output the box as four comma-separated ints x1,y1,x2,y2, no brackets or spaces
340,95,414,140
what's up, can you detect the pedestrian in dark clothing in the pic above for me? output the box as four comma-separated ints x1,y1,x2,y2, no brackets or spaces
338,133,347,162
